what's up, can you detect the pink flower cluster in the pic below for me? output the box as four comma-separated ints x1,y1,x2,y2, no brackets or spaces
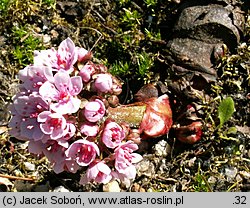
9,38,142,185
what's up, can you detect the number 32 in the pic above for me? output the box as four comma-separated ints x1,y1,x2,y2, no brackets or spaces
234,196,247,204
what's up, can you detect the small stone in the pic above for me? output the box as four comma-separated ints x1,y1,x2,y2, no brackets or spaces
225,167,237,181
188,157,196,167
24,162,35,171
42,34,51,44
103,180,120,192
154,140,171,157
50,29,59,38
137,159,150,172
208,176,217,184
19,141,29,150
42,25,48,31
53,186,71,192
136,159,155,177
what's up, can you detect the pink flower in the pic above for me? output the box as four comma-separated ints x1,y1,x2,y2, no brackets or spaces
102,121,125,148
80,160,112,184
53,157,80,174
9,93,49,141
65,139,100,166
62,122,76,140
18,65,54,92
11,92,48,118
43,141,80,174
38,111,68,140
77,47,92,63
8,112,25,140
77,47,88,61
112,165,137,180
111,165,138,187
29,140,79,174
34,38,77,73
80,122,99,137
28,140,46,155
20,117,49,141
94,73,113,93
79,64,96,82
114,141,143,174
83,99,105,122
39,70,83,114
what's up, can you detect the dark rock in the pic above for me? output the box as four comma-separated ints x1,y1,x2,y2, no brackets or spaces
167,38,219,82
163,0,245,100
172,5,241,48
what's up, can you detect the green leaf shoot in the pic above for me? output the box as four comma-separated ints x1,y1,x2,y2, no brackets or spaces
218,97,235,128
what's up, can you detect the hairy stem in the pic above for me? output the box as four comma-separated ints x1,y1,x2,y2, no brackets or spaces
107,105,146,128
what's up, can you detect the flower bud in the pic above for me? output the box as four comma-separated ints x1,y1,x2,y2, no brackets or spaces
79,64,95,83
175,121,203,144
77,47,92,63
139,94,172,138
108,95,119,107
94,73,113,93
80,122,99,137
83,99,106,122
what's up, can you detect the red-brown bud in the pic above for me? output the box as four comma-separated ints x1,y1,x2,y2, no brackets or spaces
139,94,173,138
175,121,203,144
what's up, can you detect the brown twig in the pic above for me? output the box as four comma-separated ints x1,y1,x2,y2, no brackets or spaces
0,173,35,181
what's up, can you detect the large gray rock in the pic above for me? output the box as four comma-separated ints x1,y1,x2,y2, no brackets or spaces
165,0,245,94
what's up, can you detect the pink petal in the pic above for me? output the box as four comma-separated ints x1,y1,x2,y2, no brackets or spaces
123,165,136,179
53,162,65,174
28,140,45,154
37,111,51,122
94,74,113,93
77,47,88,61
54,71,71,91
20,118,41,139
70,76,83,95
18,66,29,82
40,123,53,134
88,165,99,179
65,159,79,173
80,123,99,137
50,97,81,114
131,153,143,163
32,128,45,141
34,49,57,69
51,128,64,140
98,162,111,174
39,81,58,100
